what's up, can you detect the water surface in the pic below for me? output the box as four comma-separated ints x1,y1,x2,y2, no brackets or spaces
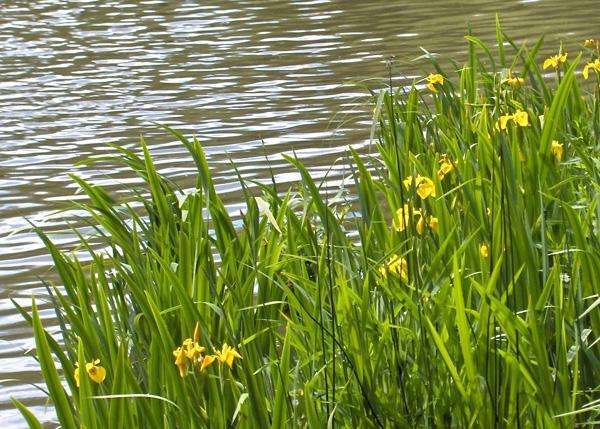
0,0,597,426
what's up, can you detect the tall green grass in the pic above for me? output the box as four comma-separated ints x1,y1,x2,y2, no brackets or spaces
13,26,600,428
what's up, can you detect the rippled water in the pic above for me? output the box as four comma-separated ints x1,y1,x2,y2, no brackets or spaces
0,0,597,426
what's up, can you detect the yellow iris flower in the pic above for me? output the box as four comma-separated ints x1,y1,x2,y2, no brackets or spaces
543,53,567,70
380,254,408,282
507,76,524,87
480,243,489,258
426,73,444,92
512,110,529,127
415,210,437,235
437,155,454,180
404,175,436,199
182,338,205,360
74,359,106,387
214,343,243,369
583,59,600,79
583,39,596,47
173,322,207,377
506,72,524,87
551,140,564,161
497,110,529,131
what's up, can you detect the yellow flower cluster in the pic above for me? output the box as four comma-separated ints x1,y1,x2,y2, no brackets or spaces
393,203,438,235
497,109,529,131
416,209,438,235
426,73,444,93
173,323,241,377
543,52,567,70
74,359,106,387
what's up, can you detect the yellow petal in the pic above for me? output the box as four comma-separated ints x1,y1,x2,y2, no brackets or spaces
74,367,81,388
173,347,182,358
416,176,436,199
426,82,437,93
498,115,512,130
393,204,412,232
513,110,529,127
416,214,425,235
378,265,388,278
583,64,591,79
174,347,187,377
429,216,439,233
186,342,205,360
437,161,453,179
200,355,216,372
88,365,106,384
214,344,228,364
543,58,553,69
507,76,524,87
225,352,235,368
544,55,561,69
387,255,408,282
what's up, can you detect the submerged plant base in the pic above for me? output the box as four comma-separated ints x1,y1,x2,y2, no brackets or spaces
13,25,600,428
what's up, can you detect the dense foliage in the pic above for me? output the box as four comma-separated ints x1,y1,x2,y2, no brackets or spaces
13,26,600,428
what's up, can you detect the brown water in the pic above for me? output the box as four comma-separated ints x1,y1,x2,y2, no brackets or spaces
0,0,598,426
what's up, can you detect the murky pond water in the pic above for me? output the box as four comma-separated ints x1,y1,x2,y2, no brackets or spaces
0,0,597,425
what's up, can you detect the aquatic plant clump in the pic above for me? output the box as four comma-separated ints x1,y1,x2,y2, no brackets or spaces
13,27,600,428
